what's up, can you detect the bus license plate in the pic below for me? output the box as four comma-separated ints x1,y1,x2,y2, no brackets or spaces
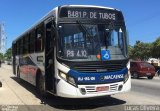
96,86,109,92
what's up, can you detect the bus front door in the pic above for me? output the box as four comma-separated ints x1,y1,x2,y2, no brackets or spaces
45,20,56,93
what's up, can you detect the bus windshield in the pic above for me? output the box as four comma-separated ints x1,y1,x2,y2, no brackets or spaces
58,23,127,61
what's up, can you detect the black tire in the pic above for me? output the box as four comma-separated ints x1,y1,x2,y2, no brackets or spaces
147,76,153,79
133,72,139,79
37,73,47,97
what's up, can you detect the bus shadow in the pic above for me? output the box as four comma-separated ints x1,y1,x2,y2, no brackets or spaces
11,76,126,110
42,96,126,110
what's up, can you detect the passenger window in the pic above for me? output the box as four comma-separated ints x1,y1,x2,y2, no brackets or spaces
12,43,17,55
29,30,35,53
20,39,23,54
23,36,29,54
35,24,44,52
17,41,20,55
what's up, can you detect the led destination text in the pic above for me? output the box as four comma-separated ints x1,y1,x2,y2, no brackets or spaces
67,10,116,20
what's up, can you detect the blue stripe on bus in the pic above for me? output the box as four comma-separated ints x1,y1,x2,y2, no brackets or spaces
68,68,128,84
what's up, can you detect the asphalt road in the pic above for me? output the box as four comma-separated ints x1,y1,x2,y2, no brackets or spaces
131,77,160,100
0,64,160,111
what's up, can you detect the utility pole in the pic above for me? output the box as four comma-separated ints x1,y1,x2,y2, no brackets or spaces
0,22,7,53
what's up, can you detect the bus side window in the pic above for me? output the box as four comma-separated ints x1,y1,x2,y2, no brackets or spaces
20,39,23,54
17,41,20,55
29,30,35,53
35,24,44,52
12,43,16,56
23,35,29,54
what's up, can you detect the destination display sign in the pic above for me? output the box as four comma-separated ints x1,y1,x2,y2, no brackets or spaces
64,48,88,59
59,7,120,20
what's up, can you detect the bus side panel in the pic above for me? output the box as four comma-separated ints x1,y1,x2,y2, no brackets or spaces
27,52,45,86
19,56,29,82
17,53,44,86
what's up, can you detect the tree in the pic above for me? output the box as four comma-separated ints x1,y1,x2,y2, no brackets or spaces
130,41,152,60
4,48,12,60
128,45,134,59
152,37,160,58
0,53,4,60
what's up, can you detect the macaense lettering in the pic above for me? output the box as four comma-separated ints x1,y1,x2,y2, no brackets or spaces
104,74,123,80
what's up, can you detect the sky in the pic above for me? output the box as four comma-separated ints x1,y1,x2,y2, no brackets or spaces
0,0,160,49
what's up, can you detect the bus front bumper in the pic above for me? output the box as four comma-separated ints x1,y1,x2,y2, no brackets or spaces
56,75,131,98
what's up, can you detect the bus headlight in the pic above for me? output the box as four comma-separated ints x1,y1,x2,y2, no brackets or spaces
59,71,67,81
123,73,129,83
58,70,77,87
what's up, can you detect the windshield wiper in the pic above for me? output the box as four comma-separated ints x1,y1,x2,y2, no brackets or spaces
76,21,94,43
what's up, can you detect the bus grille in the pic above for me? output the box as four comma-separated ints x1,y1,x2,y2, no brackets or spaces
110,84,118,92
73,62,125,73
85,86,96,93
84,84,118,93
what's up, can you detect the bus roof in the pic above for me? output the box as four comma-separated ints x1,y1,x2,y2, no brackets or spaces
60,5,118,10
13,5,120,43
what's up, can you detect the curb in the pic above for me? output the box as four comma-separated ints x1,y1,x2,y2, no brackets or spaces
0,81,2,87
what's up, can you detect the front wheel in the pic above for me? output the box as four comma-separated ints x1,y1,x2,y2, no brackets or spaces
147,76,153,79
37,74,47,97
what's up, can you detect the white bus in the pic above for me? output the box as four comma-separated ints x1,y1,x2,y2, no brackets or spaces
12,5,131,98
